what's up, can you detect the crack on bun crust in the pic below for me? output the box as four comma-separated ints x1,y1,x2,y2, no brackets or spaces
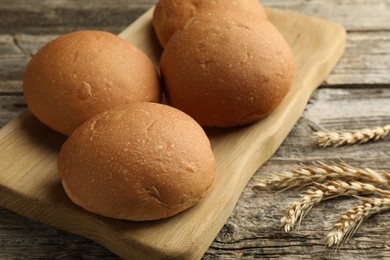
143,186,171,209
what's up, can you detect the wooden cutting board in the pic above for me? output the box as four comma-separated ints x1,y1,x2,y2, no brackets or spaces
0,7,346,260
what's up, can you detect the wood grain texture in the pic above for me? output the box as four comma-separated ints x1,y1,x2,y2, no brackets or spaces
326,32,390,85
0,0,389,259
263,0,390,31
2,32,390,85
2,0,389,33
0,0,157,34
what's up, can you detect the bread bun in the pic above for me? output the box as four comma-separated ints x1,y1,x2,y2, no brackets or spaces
153,0,267,47
23,30,161,136
160,10,294,127
57,102,216,221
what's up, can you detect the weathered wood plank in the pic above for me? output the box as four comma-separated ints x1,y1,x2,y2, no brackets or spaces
0,35,30,81
262,0,390,31
1,0,389,34
326,32,390,85
0,35,21,55
0,96,26,127
0,208,117,259
1,31,390,85
0,35,58,81
273,88,390,163
306,88,390,130
14,34,58,57
0,0,157,34
0,81,22,94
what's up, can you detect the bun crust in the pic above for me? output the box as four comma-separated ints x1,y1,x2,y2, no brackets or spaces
153,0,267,47
160,11,295,127
57,102,216,221
23,30,161,136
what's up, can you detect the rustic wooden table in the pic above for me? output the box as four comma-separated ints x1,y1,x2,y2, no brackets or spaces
1,0,389,259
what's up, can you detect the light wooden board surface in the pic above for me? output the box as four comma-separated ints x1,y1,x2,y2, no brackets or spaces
0,6,345,260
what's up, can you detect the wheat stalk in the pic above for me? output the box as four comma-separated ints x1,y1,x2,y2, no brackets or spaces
254,161,390,190
281,180,390,232
314,124,390,147
326,196,390,247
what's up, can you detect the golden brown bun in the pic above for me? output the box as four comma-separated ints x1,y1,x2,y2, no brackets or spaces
57,102,216,221
160,10,295,127
23,30,161,136
153,0,268,47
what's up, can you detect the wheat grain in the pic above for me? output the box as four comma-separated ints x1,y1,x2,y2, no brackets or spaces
314,124,390,147
254,161,390,190
281,180,390,232
281,188,324,232
326,196,390,247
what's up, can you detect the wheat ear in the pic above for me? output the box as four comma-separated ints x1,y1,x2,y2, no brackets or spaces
326,196,390,247
281,180,390,232
314,124,390,147
254,161,390,190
